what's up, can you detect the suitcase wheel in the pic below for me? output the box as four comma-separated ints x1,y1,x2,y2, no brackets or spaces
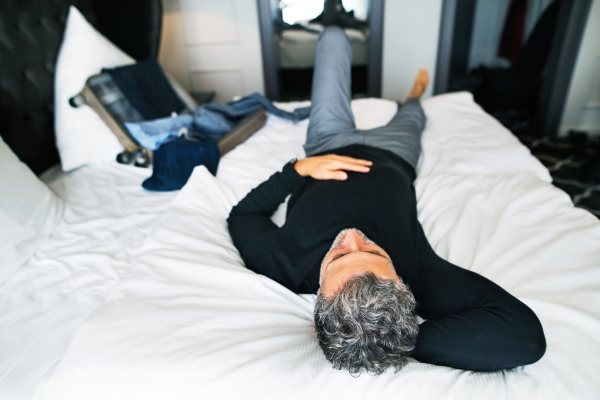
69,94,86,108
117,151,134,164
134,150,151,168
116,149,151,167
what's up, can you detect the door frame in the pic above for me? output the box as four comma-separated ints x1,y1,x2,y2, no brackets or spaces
256,0,385,101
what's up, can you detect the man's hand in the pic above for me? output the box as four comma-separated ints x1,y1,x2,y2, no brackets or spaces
294,155,372,180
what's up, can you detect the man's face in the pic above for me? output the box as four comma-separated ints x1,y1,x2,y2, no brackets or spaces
319,229,400,296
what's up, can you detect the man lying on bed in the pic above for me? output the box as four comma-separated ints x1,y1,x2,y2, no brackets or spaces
228,27,546,376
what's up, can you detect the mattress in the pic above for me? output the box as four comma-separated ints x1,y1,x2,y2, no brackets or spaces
31,93,600,399
278,27,367,69
0,163,177,400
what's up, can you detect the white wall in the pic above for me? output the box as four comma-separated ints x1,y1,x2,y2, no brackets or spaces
159,0,191,90
160,0,444,104
559,0,600,136
381,0,443,101
159,0,265,103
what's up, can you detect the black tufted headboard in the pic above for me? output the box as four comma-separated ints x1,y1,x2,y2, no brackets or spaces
0,0,162,175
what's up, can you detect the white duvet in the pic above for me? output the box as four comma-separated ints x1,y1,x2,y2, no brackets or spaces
34,93,600,399
0,163,176,400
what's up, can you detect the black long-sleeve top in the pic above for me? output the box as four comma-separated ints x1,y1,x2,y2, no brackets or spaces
227,144,546,371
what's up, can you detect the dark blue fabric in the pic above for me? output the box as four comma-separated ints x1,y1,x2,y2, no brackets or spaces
188,93,310,141
124,92,311,147
204,93,309,122
104,60,185,120
142,137,219,192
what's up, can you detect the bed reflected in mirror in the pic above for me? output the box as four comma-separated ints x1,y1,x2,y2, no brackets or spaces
277,0,369,100
258,0,383,101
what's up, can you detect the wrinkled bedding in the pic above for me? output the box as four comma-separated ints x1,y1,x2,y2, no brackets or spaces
6,92,600,400
0,163,176,400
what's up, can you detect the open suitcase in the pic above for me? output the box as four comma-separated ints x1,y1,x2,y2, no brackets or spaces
69,63,267,167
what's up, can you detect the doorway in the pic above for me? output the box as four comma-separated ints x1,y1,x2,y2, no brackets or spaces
257,0,384,101
434,0,592,137
435,0,599,218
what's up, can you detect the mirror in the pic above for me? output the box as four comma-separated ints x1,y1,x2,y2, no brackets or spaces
258,0,384,101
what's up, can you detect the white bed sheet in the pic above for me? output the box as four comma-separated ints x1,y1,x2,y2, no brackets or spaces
278,28,367,69
0,163,176,400
34,93,600,399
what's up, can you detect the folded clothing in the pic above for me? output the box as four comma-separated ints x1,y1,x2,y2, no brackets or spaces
142,137,219,192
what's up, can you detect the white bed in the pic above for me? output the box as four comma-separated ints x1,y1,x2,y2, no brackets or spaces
0,163,177,400
278,26,368,69
3,93,594,399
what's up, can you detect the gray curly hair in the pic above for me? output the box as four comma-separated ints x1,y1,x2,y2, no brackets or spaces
314,272,419,376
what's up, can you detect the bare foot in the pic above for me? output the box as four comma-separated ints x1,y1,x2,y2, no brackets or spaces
404,68,430,103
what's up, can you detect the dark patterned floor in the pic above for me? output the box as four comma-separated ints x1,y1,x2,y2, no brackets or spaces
515,133,600,218
499,116,600,218
448,74,600,219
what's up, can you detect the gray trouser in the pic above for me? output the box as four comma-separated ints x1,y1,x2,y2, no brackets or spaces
304,27,426,169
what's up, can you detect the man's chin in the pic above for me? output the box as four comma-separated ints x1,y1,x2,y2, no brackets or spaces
319,228,376,282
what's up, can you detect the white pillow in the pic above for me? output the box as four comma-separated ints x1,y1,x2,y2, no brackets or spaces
54,6,135,171
0,138,64,286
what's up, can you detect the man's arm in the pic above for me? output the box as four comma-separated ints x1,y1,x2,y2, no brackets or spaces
412,248,546,371
227,161,305,277
228,155,373,277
